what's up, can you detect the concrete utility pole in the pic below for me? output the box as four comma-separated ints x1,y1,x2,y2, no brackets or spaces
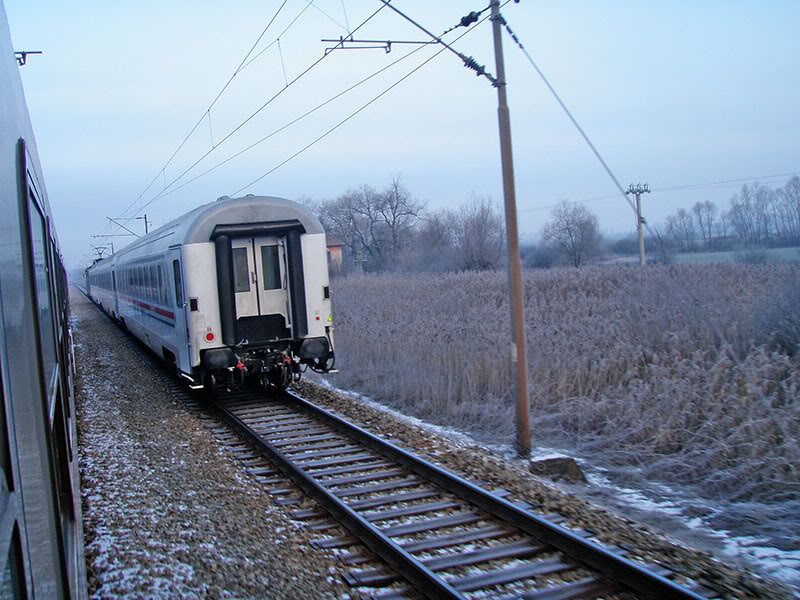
626,183,650,266
491,0,530,457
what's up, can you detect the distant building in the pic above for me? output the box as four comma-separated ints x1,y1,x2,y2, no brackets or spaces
326,234,345,274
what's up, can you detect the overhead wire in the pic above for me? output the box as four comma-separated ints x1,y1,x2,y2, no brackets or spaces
340,0,352,34
239,2,322,72
655,172,798,193
231,6,497,196
499,16,641,220
375,0,499,84
519,172,800,214
119,0,292,222
498,17,800,238
129,3,392,213
134,38,431,207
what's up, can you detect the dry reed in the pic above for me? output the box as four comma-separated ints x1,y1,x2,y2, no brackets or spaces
329,264,799,506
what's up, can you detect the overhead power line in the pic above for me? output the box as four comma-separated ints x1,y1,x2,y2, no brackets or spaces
375,0,499,84
500,17,639,221
519,171,799,214
240,2,321,72
135,38,432,208
120,1,292,221
136,3,497,208
231,6,497,196
655,172,799,193
107,2,390,242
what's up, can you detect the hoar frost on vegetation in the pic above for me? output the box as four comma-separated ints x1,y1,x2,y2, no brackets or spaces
328,264,800,551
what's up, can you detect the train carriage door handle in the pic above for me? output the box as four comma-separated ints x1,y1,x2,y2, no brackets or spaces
251,271,256,284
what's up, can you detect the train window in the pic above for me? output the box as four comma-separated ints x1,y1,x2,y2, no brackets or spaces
149,266,157,301
172,260,184,307
143,267,151,300
261,245,281,290
233,248,250,293
158,264,166,304
0,526,25,600
0,303,11,492
28,198,58,401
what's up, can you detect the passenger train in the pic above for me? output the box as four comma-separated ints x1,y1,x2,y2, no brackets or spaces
0,3,86,598
85,195,336,393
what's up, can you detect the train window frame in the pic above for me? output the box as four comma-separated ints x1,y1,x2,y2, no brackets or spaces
0,287,13,494
150,265,157,302
260,245,282,291
26,190,59,409
233,247,250,293
158,264,166,305
172,260,184,307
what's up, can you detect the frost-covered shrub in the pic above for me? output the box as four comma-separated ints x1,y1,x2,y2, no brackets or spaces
329,264,800,505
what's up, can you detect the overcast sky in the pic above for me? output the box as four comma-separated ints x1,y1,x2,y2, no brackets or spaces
6,1,799,268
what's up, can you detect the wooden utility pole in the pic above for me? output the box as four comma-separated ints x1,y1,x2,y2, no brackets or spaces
626,183,650,265
491,0,530,457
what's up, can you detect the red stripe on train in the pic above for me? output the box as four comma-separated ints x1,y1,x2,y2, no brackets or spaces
121,295,175,321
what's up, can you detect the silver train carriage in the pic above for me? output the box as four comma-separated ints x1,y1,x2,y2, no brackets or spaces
85,195,335,392
1,2,86,598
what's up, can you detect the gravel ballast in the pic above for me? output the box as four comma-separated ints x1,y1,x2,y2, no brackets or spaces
72,289,351,599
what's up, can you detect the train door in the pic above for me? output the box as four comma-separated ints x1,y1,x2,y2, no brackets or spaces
231,237,291,337
168,248,191,373
254,236,289,323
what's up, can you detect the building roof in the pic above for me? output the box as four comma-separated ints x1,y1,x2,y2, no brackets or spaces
326,234,345,248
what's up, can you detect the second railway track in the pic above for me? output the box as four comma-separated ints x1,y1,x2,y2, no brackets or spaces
167,382,719,600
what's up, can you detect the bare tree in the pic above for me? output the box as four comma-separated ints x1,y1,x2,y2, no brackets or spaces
541,200,602,267
318,185,388,269
400,209,459,272
774,176,800,244
727,182,775,244
453,196,504,270
666,208,696,252
692,200,717,250
378,176,425,261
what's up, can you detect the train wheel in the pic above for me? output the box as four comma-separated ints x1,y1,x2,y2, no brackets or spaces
202,372,217,401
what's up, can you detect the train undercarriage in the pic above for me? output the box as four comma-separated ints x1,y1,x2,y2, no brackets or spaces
197,336,334,395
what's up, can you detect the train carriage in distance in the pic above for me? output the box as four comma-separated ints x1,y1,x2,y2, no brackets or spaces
86,195,335,392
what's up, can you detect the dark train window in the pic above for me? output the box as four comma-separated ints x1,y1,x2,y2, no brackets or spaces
0,526,26,600
0,301,11,492
261,245,281,290
172,260,184,307
144,266,151,300
233,248,250,293
149,266,157,301
158,264,166,304
28,197,57,402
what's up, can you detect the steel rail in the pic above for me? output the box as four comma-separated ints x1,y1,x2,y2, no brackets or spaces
281,389,708,600
213,399,467,600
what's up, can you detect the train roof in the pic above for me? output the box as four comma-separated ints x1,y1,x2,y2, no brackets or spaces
89,195,323,270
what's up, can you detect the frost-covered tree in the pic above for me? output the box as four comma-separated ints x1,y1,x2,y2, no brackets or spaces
541,200,602,267
453,196,504,270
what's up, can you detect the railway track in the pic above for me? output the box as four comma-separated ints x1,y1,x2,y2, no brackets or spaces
164,381,718,600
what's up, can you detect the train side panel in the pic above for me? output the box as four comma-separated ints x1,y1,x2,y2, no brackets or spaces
0,3,86,597
86,196,336,389
300,232,333,341
181,242,223,371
